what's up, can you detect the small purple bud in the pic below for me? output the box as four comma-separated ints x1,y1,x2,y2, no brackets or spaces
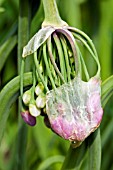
20,110,36,126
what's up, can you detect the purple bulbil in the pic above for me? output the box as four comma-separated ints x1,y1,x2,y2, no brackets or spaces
21,110,36,126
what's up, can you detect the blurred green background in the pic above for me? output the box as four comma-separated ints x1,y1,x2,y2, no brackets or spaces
0,0,113,169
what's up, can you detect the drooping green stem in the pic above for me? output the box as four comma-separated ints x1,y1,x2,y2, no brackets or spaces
56,29,81,76
53,33,67,82
34,52,49,92
73,33,100,78
43,43,56,89
42,0,68,27
30,67,36,103
47,37,65,83
69,27,101,78
60,35,71,82
79,51,90,81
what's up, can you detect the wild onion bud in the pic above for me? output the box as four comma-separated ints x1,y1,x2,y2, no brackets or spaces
22,18,103,142
29,103,41,117
22,89,31,105
35,82,44,96
46,77,103,141
36,94,46,108
20,110,36,126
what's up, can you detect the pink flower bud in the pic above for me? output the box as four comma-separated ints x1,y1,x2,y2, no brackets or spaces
20,110,36,126
46,76,103,142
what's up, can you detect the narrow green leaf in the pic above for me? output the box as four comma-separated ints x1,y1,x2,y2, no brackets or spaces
88,129,101,170
101,75,113,107
38,155,64,170
0,21,17,45
101,75,113,96
101,118,113,148
0,36,17,71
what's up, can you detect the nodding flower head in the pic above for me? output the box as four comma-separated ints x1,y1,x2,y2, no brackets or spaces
22,24,103,142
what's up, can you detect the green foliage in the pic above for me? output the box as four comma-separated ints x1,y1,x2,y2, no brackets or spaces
0,0,113,170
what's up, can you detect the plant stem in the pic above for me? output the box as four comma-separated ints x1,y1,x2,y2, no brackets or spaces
60,35,71,82
47,37,65,83
53,33,67,82
34,52,49,91
43,43,56,89
68,27,101,78
42,0,68,27
88,129,101,170
61,142,87,170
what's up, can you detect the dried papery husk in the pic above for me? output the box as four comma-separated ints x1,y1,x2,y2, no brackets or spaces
46,76,103,142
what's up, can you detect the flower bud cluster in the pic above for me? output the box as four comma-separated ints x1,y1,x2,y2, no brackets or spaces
21,83,46,126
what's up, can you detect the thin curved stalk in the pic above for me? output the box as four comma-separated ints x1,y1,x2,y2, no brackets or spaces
68,27,101,77
43,43,56,89
60,35,71,81
56,29,81,76
47,36,65,83
79,51,90,81
34,52,49,92
53,32,67,82
72,33,100,78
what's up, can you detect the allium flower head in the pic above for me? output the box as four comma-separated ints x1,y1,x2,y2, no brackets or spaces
22,23,103,142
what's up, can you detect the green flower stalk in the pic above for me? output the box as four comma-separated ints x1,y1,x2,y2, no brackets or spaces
21,0,103,144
